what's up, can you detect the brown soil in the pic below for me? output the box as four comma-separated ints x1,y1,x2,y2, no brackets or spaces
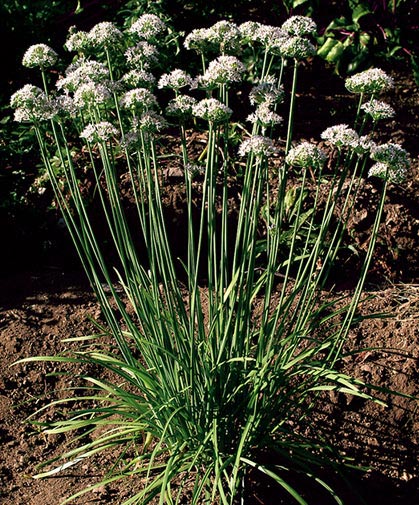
1,54,419,505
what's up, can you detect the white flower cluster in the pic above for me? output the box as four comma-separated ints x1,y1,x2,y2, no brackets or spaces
184,21,241,54
369,142,410,183
158,69,193,91
249,77,284,106
119,88,157,111
247,103,283,127
22,44,58,69
64,27,89,53
286,141,327,168
252,25,287,51
129,14,167,41
192,98,232,123
80,121,118,143
199,55,246,88
238,135,277,158
73,82,111,108
239,21,263,43
57,60,110,93
321,124,359,149
281,16,317,36
166,95,197,119
279,36,316,60
125,42,159,69
135,111,168,133
120,69,156,89
361,99,395,121
10,84,55,122
88,22,123,48
345,68,394,95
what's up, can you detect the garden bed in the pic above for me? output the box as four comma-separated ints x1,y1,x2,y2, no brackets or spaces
1,14,419,505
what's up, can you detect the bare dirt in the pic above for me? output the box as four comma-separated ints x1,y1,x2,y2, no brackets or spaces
1,60,419,504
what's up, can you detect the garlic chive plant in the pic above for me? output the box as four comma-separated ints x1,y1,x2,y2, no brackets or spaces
12,13,410,505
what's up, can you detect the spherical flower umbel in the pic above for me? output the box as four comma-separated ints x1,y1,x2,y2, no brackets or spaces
238,135,277,158
88,22,123,48
166,95,197,119
192,98,232,123
56,60,109,92
207,20,241,53
22,44,58,69
119,88,157,111
345,68,394,95
369,142,410,183
129,14,166,41
281,16,317,36
80,121,118,143
64,27,89,53
158,69,193,91
361,99,395,122
120,69,156,89
279,36,316,60
321,124,359,148
286,141,327,169
249,77,284,106
239,21,262,44
184,28,213,54
73,82,111,108
125,42,159,68
247,103,283,128
10,84,55,122
135,111,168,134
199,55,246,88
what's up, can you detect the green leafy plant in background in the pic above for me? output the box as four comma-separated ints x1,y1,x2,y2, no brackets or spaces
12,12,411,504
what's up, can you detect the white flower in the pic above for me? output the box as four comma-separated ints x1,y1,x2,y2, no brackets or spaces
10,84,55,122
56,60,109,92
321,124,359,148
279,36,316,59
88,22,123,48
120,69,156,89
22,44,58,69
286,141,327,168
158,69,193,91
184,28,213,53
80,121,118,143
129,14,166,41
239,21,263,43
254,25,287,51
166,95,197,118
238,135,277,158
135,111,168,133
361,99,395,121
199,55,246,88
73,82,111,108
64,27,89,52
192,98,232,123
207,20,241,53
119,88,157,110
249,77,284,106
125,42,159,68
369,142,410,183
345,68,394,95
281,16,317,36
247,103,283,127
